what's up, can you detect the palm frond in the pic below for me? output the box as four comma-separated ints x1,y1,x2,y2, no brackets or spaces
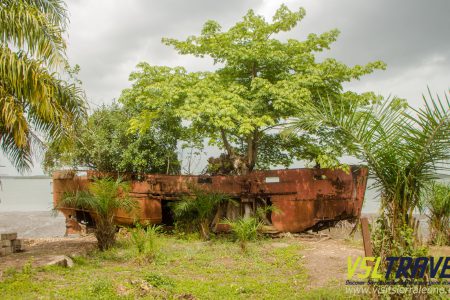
0,46,86,172
0,0,68,67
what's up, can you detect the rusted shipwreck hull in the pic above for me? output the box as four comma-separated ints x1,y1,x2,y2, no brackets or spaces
53,166,368,233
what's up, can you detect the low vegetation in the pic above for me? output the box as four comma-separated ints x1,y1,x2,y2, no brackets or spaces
225,217,262,252
129,224,162,262
0,235,359,299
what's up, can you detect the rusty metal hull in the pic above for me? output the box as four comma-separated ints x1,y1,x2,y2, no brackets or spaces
53,166,368,233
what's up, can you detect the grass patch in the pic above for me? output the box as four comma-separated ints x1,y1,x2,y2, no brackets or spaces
0,235,354,299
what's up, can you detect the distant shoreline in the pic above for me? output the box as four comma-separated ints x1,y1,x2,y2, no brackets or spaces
0,175,51,179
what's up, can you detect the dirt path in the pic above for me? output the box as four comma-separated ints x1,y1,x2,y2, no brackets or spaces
299,238,364,288
0,236,96,271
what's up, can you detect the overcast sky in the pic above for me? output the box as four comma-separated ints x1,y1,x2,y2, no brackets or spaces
1,0,449,175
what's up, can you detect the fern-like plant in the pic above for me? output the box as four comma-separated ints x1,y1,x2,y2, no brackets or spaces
130,223,162,260
171,189,230,240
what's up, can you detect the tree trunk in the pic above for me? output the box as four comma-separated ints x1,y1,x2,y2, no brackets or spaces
95,218,116,251
200,220,210,240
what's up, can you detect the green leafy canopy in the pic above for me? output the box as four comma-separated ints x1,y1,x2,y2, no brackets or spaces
120,5,386,174
43,103,180,174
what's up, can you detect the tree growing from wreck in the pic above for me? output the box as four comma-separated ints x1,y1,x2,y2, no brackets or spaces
120,5,386,174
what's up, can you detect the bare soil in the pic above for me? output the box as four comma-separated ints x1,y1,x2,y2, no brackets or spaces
0,236,96,271
300,238,364,288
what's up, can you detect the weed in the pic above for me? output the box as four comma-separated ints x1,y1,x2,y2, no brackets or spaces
143,273,175,289
423,182,450,246
88,278,117,298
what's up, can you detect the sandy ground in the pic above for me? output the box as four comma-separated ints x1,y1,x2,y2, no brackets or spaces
0,236,97,271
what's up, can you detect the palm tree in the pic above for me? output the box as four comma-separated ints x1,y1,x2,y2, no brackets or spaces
0,0,86,171
58,177,137,250
224,217,262,252
290,90,450,258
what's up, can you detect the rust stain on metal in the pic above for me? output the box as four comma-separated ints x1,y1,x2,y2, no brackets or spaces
53,166,368,233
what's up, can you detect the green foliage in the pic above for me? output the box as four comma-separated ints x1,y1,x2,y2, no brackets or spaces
225,217,263,251
89,279,114,295
293,89,450,258
423,182,450,246
58,177,137,251
129,223,162,261
120,5,385,174
43,102,180,174
143,273,175,289
171,189,231,240
0,0,87,172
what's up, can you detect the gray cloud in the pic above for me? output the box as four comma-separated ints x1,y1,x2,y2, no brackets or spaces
67,0,260,104
281,0,450,104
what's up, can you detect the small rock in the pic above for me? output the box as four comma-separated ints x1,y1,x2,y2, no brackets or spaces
116,284,129,296
46,255,74,268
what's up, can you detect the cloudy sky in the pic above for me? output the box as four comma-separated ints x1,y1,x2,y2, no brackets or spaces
1,0,449,175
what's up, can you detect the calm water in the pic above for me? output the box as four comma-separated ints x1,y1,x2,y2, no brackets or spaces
0,178,53,212
0,177,384,213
